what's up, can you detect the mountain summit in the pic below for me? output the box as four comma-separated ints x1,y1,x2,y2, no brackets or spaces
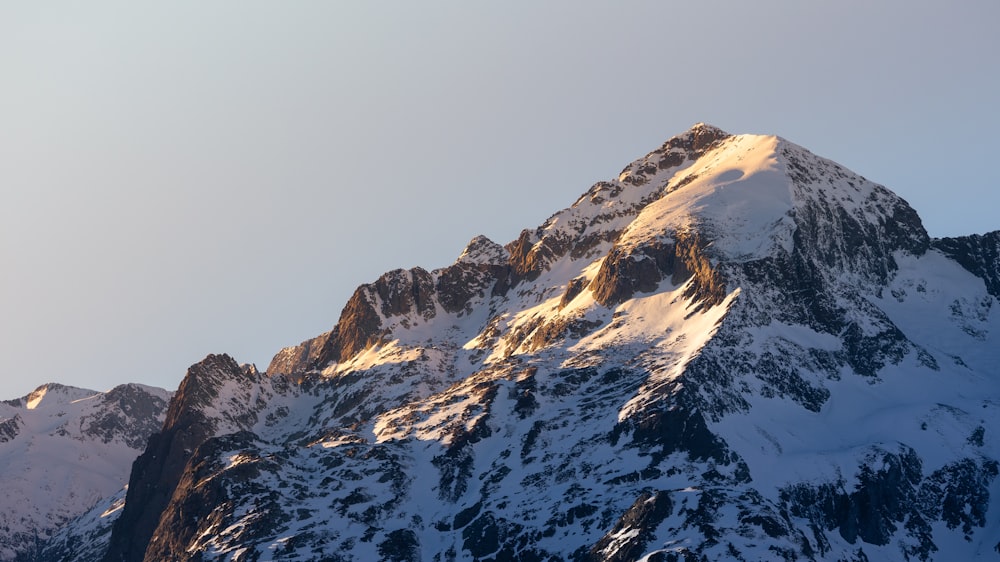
31,125,1000,561
0,383,170,561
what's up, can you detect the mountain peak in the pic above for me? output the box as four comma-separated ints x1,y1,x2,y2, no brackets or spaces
19,382,98,410
456,234,509,266
68,124,999,562
0,382,171,561
615,123,733,187
268,125,932,378
687,121,730,140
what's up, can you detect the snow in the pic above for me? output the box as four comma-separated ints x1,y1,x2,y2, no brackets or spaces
618,134,796,260
29,125,1000,561
601,527,640,556
456,235,509,266
880,249,999,369
0,383,171,560
25,386,47,409
302,128,1000,559
100,492,126,518
710,242,1000,528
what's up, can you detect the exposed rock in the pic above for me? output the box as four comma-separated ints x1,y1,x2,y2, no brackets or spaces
265,330,333,378
506,229,571,283
80,383,170,449
373,267,437,318
457,235,509,266
585,491,674,562
436,261,505,315
559,276,588,309
933,230,1000,297
47,124,1000,561
302,285,383,370
141,431,266,562
618,123,732,187
590,230,725,309
102,354,251,562
781,450,998,560
0,414,20,443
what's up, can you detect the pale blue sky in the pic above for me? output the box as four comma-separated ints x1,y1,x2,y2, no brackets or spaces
2,2,998,399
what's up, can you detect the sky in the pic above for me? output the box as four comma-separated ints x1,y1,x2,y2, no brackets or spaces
1,1,998,400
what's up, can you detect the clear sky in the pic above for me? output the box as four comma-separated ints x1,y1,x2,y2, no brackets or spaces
2,2,998,399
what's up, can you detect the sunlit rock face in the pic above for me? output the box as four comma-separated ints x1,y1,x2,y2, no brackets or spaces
26,125,1000,562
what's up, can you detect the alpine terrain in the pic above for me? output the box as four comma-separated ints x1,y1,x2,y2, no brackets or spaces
16,124,1000,561
0,383,171,561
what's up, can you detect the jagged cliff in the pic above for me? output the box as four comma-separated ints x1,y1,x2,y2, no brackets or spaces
26,124,1000,561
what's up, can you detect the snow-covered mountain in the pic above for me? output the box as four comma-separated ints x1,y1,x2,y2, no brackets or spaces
25,124,1000,561
0,383,170,561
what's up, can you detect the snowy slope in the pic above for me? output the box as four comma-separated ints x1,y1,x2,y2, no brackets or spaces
48,124,1000,561
0,383,170,561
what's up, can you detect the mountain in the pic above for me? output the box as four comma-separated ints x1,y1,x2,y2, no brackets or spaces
41,124,1000,561
0,383,171,561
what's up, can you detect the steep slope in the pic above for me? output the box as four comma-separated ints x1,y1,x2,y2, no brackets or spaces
0,383,170,561
101,356,295,562
96,124,1000,561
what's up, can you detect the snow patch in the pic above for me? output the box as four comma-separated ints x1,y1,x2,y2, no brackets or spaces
25,386,47,410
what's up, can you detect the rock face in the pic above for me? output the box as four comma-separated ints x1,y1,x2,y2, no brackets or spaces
0,383,170,562
267,235,512,379
41,125,1000,561
102,355,292,562
933,231,1000,297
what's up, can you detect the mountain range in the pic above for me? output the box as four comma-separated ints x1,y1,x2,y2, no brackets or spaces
4,124,999,561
